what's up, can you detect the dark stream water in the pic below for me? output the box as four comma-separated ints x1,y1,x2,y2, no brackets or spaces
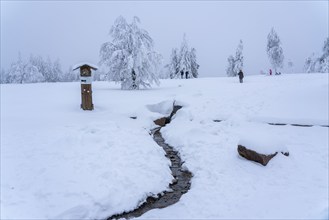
107,106,192,220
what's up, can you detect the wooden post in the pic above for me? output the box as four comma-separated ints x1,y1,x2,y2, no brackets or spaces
73,64,98,111
81,83,93,110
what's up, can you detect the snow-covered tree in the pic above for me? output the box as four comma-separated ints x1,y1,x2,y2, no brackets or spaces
166,34,199,79
226,40,244,77
99,16,161,89
51,59,63,82
287,60,294,73
4,54,65,84
29,55,60,82
304,54,316,73
226,55,236,77
234,40,244,73
62,66,79,82
179,34,191,75
22,63,44,83
304,38,329,73
190,48,199,78
152,52,164,79
0,68,8,84
166,48,181,79
267,28,284,73
7,53,26,84
318,37,329,73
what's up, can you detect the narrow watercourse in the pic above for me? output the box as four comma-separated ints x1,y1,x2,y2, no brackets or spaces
107,105,192,220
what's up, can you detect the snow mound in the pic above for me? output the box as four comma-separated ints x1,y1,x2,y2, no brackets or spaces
238,132,288,155
146,100,174,115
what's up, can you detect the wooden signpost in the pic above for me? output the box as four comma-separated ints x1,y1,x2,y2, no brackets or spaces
73,64,98,111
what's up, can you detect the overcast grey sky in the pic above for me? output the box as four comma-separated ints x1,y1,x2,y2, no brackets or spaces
1,1,328,77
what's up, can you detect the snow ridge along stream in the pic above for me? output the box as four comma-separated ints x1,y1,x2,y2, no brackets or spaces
107,105,192,220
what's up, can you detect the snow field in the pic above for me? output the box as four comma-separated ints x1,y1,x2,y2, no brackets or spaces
155,119,328,219
1,73,328,219
1,83,173,219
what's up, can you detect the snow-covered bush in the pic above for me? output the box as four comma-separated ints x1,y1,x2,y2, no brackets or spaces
99,16,161,89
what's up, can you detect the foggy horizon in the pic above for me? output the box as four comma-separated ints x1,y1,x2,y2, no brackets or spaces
1,1,328,77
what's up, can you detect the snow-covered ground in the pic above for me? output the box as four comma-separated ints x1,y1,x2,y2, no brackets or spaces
1,73,328,219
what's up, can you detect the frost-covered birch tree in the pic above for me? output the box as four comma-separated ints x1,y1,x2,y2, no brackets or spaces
226,40,244,77
267,28,284,73
99,16,161,89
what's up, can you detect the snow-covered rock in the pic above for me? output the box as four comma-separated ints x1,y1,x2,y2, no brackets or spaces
238,145,287,166
237,129,289,166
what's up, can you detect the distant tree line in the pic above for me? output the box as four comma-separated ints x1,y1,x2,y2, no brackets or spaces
1,16,199,88
226,28,285,76
0,54,104,84
1,18,328,86
226,28,328,77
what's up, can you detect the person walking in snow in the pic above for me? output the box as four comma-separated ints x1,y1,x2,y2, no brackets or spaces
185,71,189,79
269,69,272,76
180,69,184,79
238,69,244,83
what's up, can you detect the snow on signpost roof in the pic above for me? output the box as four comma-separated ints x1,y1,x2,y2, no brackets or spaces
72,62,99,71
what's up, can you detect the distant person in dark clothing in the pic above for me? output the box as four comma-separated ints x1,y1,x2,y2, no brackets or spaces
238,69,244,83
269,69,272,76
185,71,189,79
180,70,184,79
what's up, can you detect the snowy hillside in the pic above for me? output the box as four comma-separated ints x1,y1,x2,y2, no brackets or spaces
1,73,328,219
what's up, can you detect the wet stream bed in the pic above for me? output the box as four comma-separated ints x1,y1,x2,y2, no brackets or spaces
107,106,192,220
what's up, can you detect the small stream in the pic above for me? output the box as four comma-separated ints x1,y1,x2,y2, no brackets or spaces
107,106,192,220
